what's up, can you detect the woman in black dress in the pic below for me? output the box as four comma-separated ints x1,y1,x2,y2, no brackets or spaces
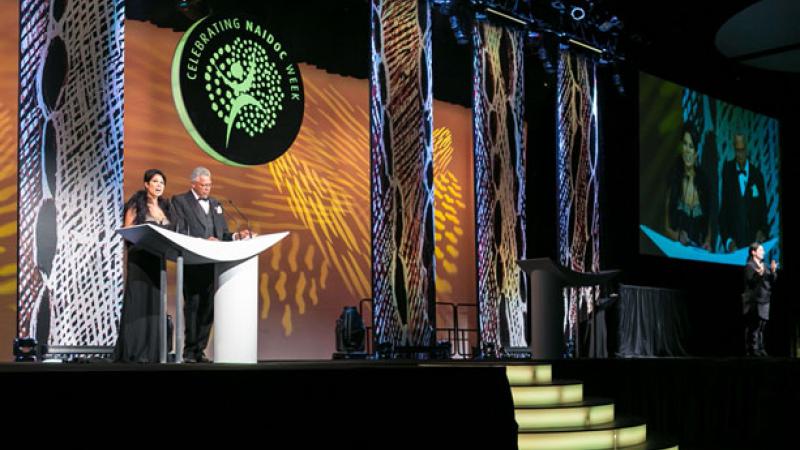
665,123,712,250
113,169,173,362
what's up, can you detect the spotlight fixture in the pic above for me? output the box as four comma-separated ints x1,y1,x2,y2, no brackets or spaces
376,341,394,359
433,0,455,16
612,67,625,95
570,6,586,21
333,306,367,359
558,33,571,50
175,0,208,22
538,46,556,74
436,0,626,92
527,30,542,46
449,15,469,45
598,15,622,33
13,337,38,362
480,341,497,359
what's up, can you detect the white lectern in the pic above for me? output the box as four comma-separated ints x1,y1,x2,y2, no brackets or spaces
117,224,287,364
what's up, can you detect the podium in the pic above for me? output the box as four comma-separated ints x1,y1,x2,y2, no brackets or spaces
517,258,620,358
117,224,288,364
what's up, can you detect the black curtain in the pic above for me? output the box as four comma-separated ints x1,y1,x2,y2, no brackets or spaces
616,284,690,357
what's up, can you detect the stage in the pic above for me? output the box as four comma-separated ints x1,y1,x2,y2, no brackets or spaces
3,1,800,449
2,357,797,448
0,359,517,447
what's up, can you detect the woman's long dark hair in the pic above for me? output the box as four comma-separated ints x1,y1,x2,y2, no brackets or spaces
124,169,172,225
667,122,709,239
672,122,701,179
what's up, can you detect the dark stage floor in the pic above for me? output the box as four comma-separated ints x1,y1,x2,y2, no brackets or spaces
2,357,797,449
0,359,517,447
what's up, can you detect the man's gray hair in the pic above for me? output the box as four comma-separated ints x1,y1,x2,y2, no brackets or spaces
191,166,211,181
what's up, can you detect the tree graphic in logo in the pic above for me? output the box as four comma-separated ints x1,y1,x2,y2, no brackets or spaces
204,37,285,147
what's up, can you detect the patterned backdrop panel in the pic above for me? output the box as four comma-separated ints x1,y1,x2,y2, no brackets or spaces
556,51,601,356
17,0,125,347
473,22,527,354
370,0,436,348
0,0,19,357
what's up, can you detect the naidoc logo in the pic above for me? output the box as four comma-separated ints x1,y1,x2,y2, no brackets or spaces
172,13,304,166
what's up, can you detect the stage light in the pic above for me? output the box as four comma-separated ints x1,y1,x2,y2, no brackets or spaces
376,341,393,359
434,341,451,359
13,337,38,362
538,46,556,75
558,33,571,51
567,38,603,54
598,15,622,32
570,6,586,21
475,10,488,21
550,1,566,12
175,0,208,21
449,15,469,45
334,306,366,358
612,68,625,95
434,0,455,16
526,30,542,48
485,7,529,26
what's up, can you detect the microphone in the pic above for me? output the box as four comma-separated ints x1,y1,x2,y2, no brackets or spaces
224,198,251,232
218,200,240,232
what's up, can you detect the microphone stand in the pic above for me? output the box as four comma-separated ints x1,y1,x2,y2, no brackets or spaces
218,200,240,234
225,199,251,237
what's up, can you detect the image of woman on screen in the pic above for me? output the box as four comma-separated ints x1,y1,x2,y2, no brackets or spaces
113,168,174,363
664,123,712,250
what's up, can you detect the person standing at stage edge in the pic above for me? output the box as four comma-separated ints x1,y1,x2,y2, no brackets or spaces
743,242,778,357
172,167,252,363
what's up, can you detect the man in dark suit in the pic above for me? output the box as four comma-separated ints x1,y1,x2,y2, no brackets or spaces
743,243,778,356
172,167,251,362
719,134,769,252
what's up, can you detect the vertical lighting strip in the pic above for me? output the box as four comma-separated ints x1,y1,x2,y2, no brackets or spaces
555,51,601,357
17,0,125,352
473,21,528,355
370,0,436,350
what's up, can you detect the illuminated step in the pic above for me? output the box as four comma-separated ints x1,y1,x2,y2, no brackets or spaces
515,399,614,430
506,364,553,385
618,438,679,450
518,418,647,450
511,381,583,407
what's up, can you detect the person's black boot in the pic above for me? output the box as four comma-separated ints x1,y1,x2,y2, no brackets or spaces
756,321,769,356
745,325,757,356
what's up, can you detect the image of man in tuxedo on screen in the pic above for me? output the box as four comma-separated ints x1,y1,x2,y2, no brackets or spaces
719,133,768,253
172,166,251,363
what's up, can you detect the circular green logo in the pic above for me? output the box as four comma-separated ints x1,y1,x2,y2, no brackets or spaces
172,13,304,166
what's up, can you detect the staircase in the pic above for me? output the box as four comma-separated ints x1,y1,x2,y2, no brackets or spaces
507,365,678,450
